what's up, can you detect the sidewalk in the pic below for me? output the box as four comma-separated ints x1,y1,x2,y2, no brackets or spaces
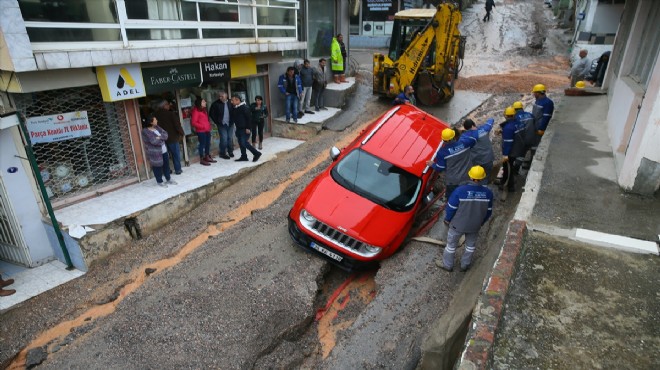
0,137,304,312
459,94,660,369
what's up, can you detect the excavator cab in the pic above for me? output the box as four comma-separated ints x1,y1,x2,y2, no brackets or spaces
387,9,436,63
373,4,465,106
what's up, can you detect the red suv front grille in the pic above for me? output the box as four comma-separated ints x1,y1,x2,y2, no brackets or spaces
312,221,364,252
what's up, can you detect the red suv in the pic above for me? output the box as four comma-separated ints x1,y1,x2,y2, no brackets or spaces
288,105,449,270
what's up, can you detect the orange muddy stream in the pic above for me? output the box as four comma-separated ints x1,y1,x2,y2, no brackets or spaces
9,123,372,369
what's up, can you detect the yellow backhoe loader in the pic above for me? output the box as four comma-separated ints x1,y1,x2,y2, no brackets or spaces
373,3,466,105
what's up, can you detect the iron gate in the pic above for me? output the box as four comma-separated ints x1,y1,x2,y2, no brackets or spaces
0,177,32,267
14,86,138,208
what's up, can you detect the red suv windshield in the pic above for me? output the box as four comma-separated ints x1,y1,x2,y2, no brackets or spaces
330,148,422,212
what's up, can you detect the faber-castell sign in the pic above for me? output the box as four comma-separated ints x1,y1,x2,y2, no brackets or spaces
97,64,146,102
26,111,92,144
142,63,202,94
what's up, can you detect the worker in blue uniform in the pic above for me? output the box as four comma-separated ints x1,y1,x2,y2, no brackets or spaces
530,84,554,157
500,106,526,193
427,128,477,199
437,165,494,272
512,101,535,168
461,118,495,183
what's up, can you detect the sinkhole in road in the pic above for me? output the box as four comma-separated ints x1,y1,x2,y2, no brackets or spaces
9,117,378,369
314,268,379,359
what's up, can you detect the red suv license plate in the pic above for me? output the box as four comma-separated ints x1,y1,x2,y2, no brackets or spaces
310,242,343,262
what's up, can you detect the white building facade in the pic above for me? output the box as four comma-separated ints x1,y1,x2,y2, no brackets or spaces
0,0,350,270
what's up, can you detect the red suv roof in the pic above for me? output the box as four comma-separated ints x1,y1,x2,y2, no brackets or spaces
360,105,448,176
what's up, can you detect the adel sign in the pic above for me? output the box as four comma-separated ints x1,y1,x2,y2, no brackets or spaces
97,64,147,102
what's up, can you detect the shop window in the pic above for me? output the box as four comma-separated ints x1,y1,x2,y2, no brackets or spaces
14,86,138,208
257,7,295,26
308,0,335,57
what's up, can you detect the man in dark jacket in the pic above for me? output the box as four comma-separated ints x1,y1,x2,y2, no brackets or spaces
277,66,303,124
154,99,187,174
484,0,495,22
312,58,328,111
230,94,261,162
299,59,315,114
209,91,235,159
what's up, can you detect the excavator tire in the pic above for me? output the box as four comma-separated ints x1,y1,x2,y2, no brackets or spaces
416,71,444,106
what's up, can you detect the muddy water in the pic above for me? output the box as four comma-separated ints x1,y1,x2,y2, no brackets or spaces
316,272,377,358
9,116,377,370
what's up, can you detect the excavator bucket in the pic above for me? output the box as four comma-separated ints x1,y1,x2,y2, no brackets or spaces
416,71,444,106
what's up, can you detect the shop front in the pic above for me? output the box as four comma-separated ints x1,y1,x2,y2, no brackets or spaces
138,57,270,164
13,85,140,209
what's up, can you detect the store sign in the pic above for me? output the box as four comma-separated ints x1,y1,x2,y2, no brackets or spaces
201,60,231,83
230,55,257,78
142,63,202,94
367,0,393,12
26,111,92,144
97,64,146,102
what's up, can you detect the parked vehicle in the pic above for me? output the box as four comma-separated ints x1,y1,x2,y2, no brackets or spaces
288,105,449,270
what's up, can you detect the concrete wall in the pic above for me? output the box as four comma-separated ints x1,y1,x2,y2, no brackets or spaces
605,0,660,195
617,58,660,194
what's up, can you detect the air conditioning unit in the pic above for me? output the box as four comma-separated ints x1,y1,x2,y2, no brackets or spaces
362,21,374,36
373,22,385,36
384,21,394,35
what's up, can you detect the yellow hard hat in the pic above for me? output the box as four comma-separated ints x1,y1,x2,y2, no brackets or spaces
441,128,455,141
505,106,516,116
532,84,546,93
512,101,523,109
575,81,586,88
468,165,487,180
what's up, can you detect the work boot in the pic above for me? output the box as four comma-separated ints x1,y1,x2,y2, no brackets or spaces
333,75,340,84
200,157,210,166
0,288,16,297
0,278,14,287
340,75,348,83
205,155,217,163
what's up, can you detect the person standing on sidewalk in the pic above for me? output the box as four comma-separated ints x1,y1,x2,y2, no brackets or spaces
338,33,348,83
230,94,262,162
278,67,303,124
531,84,555,158
569,49,590,87
312,58,328,111
153,99,185,175
483,0,495,22
298,59,315,115
331,35,344,84
249,95,268,150
500,106,526,193
191,98,216,166
1,273,16,296
209,91,235,159
436,165,493,272
426,128,477,199
142,114,178,187
461,118,495,182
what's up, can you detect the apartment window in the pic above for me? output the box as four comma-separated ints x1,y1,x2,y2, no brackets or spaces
18,0,118,23
308,0,335,57
20,0,299,46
